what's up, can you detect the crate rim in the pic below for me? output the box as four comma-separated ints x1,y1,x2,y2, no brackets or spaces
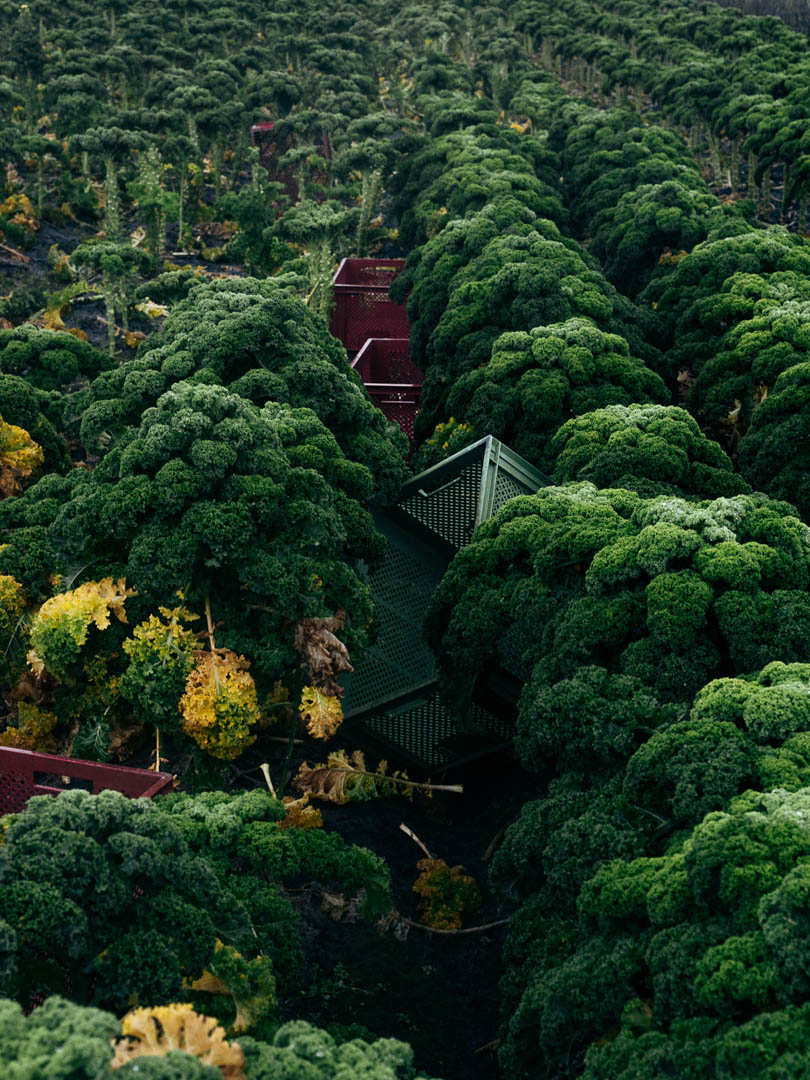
0,745,174,800
330,252,403,287
331,256,405,288
352,336,412,358
399,434,553,501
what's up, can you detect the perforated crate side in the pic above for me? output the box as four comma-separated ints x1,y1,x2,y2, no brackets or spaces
0,767,31,815
378,343,419,384
492,468,534,514
394,437,552,556
397,461,484,552
353,338,421,386
373,394,420,442
357,684,514,770
341,516,446,717
0,747,174,815
331,292,409,351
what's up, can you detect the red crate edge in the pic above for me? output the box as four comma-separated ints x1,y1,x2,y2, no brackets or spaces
0,746,174,814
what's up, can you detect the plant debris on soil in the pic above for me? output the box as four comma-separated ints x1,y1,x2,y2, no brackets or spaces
153,723,532,1080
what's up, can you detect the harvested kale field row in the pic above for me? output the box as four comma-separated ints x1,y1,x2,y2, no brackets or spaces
5,0,810,1077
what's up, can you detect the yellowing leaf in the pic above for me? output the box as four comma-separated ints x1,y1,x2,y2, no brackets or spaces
0,193,37,232
280,792,323,829
122,329,147,348
191,970,229,994
179,650,260,759
135,298,170,318
187,942,276,1035
47,243,72,275
28,578,135,680
26,650,45,677
298,685,342,740
412,858,481,931
0,418,43,496
111,1004,245,1078
42,306,67,332
293,749,415,804
0,701,58,752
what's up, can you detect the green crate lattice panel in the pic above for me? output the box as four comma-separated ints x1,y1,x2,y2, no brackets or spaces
342,527,444,716
361,685,513,770
346,437,552,766
395,437,552,555
493,468,531,514
398,463,483,551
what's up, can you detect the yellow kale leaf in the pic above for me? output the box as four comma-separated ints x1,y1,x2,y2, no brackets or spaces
0,701,58,752
28,578,135,679
111,1004,245,1078
298,685,342,740
0,574,25,630
123,605,199,666
179,650,260,759
280,792,323,830
0,417,44,497
188,941,277,1034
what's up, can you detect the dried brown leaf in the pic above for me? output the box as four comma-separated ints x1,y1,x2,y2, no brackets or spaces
293,749,416,803
293,609,352,696
293,759,350,804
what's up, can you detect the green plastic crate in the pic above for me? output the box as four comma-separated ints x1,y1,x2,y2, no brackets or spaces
392,435,551,556
358,681,514,771
341,514,446,718
344,437,552,766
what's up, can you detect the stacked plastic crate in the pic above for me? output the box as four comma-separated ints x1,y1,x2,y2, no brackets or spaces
330,259,422,447
330,258,409,350
0,746,174,813
351,338,423,444
342,437,552,770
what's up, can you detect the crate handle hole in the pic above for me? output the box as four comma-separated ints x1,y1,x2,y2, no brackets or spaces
33,772,93,793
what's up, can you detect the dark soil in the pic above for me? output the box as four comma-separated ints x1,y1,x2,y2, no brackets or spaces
287,746,529,1080
0,151,531,1080
1,210,246,354
152,722,534,1080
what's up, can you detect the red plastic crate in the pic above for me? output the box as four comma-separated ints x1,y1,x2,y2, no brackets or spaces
352,338,422,442
0,746,174,814
249,121,276,146
331,258,409,351
250,124,332,203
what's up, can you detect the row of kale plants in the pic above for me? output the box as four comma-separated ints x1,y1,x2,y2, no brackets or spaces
0,1,503,1076
6,0,810,1075
513,0,810,225
388,27,810,1077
